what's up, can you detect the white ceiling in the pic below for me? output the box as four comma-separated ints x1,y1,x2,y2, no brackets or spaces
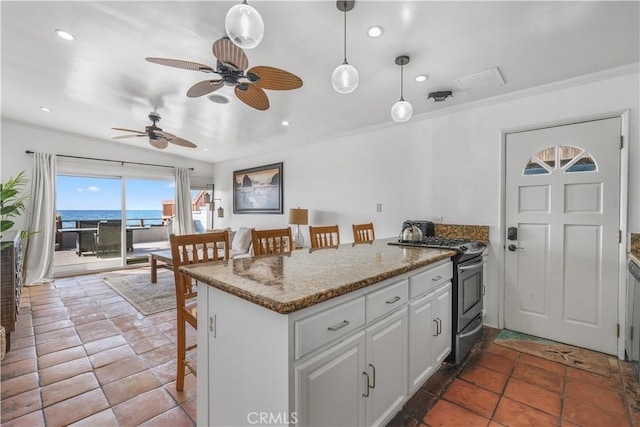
2,1,639,164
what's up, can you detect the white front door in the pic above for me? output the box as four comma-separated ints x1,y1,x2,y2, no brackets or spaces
505,117,621,354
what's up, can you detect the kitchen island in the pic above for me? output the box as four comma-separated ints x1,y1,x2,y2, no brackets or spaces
179,237,456,427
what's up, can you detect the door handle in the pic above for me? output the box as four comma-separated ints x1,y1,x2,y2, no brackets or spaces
368,363,376,389
327,320,349,331
433,319,439,336
362,371,370,397
508,244,524,252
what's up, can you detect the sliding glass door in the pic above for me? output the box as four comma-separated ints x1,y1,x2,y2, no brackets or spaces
55,175,124,274
54,175,178,275
123,178,175,265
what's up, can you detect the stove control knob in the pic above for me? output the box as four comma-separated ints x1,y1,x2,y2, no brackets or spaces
459,245,468,252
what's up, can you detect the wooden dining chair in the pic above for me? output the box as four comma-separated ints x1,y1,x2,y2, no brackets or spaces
352,222,375,244
169,230,230,391
308,225,340,251
252,227,293,256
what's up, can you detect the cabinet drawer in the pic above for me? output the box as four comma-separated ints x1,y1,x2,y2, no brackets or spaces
366,279,408,322
409,262,452,298
295,296,365,359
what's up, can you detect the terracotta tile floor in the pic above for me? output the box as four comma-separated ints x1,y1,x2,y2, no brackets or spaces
2,269,640,427
1,271,197,427
388,328,640,427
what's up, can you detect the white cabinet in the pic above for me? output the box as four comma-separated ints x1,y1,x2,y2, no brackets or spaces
434,282,452,364
295,305,408,427
408,291,435,393
408,281,451,393
295,331,366,427
365,308,408,427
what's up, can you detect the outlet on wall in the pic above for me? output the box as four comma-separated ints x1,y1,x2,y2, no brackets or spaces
431,216,443,223
376,203,382,213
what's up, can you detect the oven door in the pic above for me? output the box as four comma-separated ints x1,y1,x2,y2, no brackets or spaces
457,255,483,331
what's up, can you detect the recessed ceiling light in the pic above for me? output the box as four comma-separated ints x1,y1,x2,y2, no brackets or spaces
208,94,230,104
281,120,290,126
367,26,384,38
54,29,75,41
414,74,429,82
203,148,209,151
40,107,52,112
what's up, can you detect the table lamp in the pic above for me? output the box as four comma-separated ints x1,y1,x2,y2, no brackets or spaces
289,207,308,249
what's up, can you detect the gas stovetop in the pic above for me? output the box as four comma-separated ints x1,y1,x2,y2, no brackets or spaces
388,237,486,256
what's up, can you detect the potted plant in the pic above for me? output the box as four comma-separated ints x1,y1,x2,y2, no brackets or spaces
1,171,31,249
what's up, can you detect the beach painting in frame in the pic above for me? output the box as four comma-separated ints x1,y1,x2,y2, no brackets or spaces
233,162,283,214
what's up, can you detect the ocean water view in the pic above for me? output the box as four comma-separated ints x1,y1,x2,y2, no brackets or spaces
57,210,164,227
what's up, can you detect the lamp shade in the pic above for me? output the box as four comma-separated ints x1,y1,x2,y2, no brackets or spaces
332,63,359,94
391,100,413,122
225,2,264,49
289,208,308,225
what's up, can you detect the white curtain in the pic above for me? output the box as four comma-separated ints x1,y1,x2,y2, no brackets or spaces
173,167,194,235
24,152,56,285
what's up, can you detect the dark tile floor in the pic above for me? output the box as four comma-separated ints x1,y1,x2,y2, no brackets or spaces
388,328,640,427
1,268,639,426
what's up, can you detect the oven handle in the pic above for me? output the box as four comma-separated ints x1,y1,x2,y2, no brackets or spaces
458,262,483,272
459,320,483,339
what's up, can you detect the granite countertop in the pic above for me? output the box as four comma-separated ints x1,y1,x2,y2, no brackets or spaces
179,237,456,314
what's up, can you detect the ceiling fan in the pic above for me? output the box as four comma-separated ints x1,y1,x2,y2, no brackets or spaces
111,112,197,149
145,37,303,111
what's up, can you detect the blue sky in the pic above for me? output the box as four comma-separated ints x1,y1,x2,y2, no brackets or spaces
56,175,197,210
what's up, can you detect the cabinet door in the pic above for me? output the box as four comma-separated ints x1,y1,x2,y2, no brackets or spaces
408,292,435,393
365,308,408,427
295,331,366,427
434,282,452,364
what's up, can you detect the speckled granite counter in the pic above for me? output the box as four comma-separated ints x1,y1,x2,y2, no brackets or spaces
179,237,455,314
435,224,490,242
631,233,640,262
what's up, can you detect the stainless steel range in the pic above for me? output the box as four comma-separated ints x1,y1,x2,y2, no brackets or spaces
389,220,486,364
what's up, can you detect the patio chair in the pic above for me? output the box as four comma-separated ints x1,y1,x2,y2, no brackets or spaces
75,220,98,256
94,221,122,257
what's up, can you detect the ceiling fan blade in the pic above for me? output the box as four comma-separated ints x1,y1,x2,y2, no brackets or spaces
248,66,303,91
149,139,169,150
145,57,215,73
111,127,145,134
112,134,147,140
187,79,224,98
235,84,269,111
212,37,249,71
155,131,198,148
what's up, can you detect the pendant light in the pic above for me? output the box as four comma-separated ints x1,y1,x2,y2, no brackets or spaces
332,0,359,94
391,55,413,122
225,0,264,49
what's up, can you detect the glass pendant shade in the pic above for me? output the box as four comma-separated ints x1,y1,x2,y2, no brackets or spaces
332,63,359,94
225,2,264,49
391,100,413,122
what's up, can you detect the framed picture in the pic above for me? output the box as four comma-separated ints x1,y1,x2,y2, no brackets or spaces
233,162,283,214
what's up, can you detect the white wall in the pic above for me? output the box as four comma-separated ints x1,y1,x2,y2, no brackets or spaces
211,69,640,328
0,120,214,231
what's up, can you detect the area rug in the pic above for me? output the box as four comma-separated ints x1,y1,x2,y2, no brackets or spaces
494,329,611,377
103,269,176,316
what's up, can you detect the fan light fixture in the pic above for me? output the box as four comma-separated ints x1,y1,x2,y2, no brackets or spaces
391,55,413,122
225,0,264,49
332,0,358,94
